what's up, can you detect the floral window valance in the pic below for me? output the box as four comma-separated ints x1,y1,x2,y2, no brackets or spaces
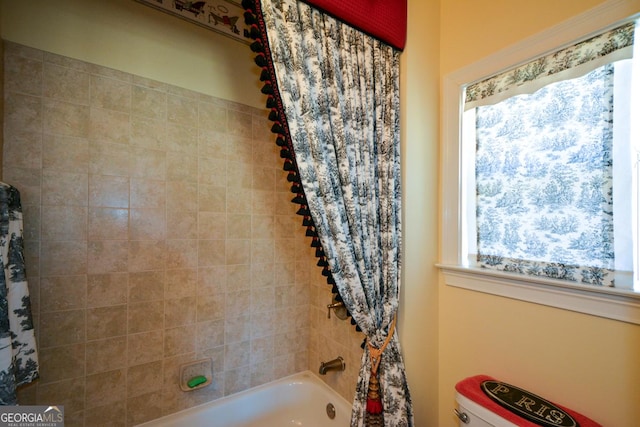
465,21,635,109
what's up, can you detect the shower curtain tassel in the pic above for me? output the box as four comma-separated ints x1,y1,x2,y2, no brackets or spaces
311,237,321,247
283,160,295,171
315,247,324,258
241,0,254,10
280,148,290,159
366,373,383,414
250,40,264,52
271,122,284,134
290,183,301,193
292,196,306,205
302,216,313,226
261,82,273,95
254,52,267,67
322,266,330,276
286,172,298,183
305,226,316,237
317,257,328,267
269,108,279,121
245,11,258,26
296,205,310,216
291,194,305,204
275,135,286,146
250,24,261,39
365,316,398,419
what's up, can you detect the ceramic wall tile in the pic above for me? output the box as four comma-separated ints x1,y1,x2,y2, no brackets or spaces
3,43,360,426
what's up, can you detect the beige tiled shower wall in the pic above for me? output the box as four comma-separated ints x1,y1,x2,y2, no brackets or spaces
3,40,364,426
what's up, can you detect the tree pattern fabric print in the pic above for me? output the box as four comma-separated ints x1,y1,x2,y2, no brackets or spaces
256,0,413,425
0,183,39,405
474,65,616,286
465,22,634,106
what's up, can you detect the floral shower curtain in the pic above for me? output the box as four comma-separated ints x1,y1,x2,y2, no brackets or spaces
243,0,412,425
0,183,39,404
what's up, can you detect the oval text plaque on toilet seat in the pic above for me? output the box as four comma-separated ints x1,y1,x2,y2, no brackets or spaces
481,380,578,427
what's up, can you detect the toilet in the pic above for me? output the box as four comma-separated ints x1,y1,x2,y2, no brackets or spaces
456,391,517,426
455,375,603,427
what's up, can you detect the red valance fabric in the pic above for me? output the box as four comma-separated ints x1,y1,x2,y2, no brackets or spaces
301,0,407,50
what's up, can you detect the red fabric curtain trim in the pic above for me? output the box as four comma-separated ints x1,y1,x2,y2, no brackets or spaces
301,0,407,50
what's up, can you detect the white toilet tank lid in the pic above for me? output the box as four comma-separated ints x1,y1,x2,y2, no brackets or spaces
456,391,518,427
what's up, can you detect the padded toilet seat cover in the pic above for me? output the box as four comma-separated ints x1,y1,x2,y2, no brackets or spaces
455,375,602,427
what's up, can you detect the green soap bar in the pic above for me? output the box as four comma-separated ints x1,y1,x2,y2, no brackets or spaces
187,375,207,388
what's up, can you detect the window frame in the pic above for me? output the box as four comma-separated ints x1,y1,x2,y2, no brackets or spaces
439,0,640,325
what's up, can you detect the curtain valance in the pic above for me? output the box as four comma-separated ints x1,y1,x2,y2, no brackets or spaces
465,21,635,110
301,0,407,50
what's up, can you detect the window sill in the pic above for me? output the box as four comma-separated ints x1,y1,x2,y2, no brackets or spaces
437,264,640,325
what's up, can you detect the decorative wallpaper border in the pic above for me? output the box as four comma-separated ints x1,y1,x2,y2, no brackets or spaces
135,0,252,44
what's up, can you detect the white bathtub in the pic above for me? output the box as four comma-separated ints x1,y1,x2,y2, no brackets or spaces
136,371,352,426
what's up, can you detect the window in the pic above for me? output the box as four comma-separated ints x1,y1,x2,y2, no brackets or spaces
440,2,640,324
465,57,633,289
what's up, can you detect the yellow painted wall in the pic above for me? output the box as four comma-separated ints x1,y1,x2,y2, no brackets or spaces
401,0,441,425
0,0,263,108
439,1,640,426
440,0,609,73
